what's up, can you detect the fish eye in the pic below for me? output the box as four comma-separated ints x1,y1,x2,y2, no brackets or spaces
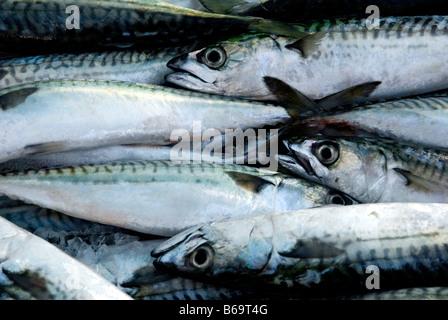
314,142,339,166
198,46,227,69
189,245,214,269
327,193,346,205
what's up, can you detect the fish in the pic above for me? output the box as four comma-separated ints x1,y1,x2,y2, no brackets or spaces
199,0,448,22
0,215,133,300
0,128,282,174
0,196,248,299
265,77,448,150
279,137,448,204
133,277,248,300
0,0,303,55
166,16,448,102
347,287,448,300
0,46,196,90
152,202,448,297
0,79,291,164
0,161,357,236
162,0,208,11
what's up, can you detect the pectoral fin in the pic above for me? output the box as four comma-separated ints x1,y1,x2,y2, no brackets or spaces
24,141,68,156
0,87,38,111
226,171,275,193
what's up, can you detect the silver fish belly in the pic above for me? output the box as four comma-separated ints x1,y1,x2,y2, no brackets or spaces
0,79,290,163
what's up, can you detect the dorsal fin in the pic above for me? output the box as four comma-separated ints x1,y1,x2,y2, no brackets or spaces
0,87,38,111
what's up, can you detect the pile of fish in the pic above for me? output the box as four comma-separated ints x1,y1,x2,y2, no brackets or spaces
1,0,448,300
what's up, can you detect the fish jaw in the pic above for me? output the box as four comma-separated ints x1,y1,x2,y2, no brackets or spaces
152,226,211,275
165,72,223,94
166,50,223,93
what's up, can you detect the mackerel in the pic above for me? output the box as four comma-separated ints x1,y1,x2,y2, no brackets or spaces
279,137,448,203
153,202,448,297
199,0,448,22
0,0,302,54
0,197,246,299
0,79,290,163
292,95,448,150
0,47,194,89
0,161,357,236
167,16,448,102
0,216,132,300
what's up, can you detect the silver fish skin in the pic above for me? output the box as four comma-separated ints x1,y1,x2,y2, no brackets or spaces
0,128,280,174
0,161,357,236
295,95,448,150
199,0,448,22
0,216,132,300
152,203,448,297
0,79,290,163
166,16,448,101
0,0,302,53
279,137,448,204
0,47,193,90
0,197,245,299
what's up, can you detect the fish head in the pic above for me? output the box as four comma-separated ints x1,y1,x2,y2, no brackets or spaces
279,137,388,203
166,34,283,99
152,216,274,283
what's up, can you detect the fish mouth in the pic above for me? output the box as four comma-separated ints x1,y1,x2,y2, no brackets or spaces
278,141,320,180
151,225,206,258
165,72,221,93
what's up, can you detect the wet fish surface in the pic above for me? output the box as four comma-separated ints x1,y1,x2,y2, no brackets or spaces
287,94,448,150
167,16,448,102
0,47,195,89
0,0,302,54
153,202,448,297
0,215,133,300
0,196,248,299
200,0,448,22
0,79,290,163
0,161,356,236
